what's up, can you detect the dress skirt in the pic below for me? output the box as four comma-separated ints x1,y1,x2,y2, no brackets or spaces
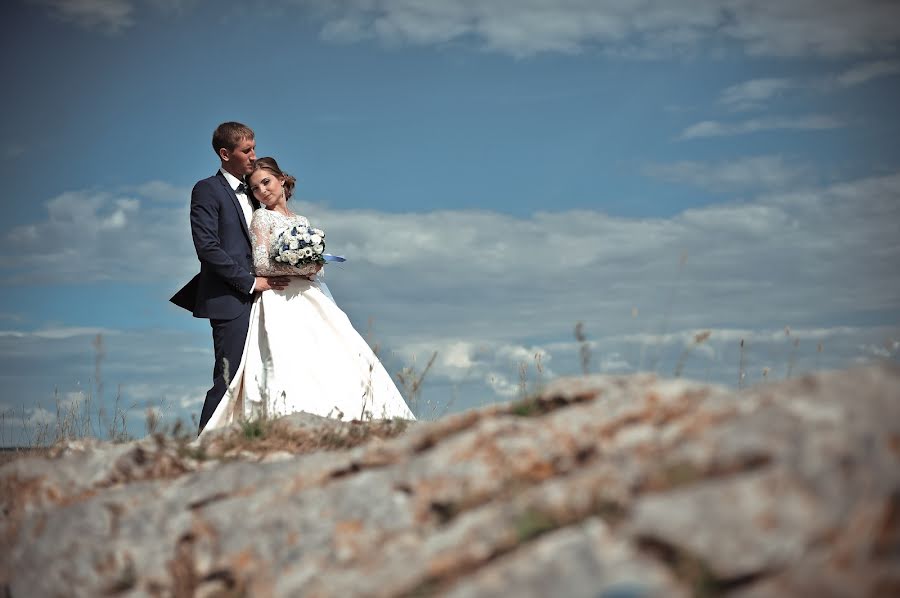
201,276,414,435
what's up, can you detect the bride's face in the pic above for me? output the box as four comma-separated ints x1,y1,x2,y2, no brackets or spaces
248,170,285,207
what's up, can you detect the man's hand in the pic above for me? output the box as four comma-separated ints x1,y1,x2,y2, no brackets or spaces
255,276,290,292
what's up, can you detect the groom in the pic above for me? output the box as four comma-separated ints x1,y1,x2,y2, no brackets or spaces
171,121,289,433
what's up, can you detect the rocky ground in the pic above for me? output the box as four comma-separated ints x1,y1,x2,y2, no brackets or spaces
2,365,899,597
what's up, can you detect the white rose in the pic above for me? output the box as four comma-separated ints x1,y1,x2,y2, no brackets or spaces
314,244,324,254
310,234,322,245
289,239,299,250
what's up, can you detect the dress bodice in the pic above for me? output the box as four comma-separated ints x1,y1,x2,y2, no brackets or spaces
250,209,318,277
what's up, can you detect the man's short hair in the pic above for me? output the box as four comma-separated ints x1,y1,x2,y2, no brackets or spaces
212,122,255,154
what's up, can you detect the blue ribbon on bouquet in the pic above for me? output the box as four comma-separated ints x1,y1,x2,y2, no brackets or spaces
323,254,346,263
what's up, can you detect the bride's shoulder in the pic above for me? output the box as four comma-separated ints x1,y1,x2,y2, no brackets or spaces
251,208,279,225
288,213,310,226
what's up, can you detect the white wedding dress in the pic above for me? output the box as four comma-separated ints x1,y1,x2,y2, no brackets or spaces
201,209,415,436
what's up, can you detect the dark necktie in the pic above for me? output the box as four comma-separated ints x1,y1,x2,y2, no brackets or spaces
235,182,248,195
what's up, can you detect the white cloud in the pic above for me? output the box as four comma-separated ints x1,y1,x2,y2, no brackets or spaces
599,352,632,372
835,59,900,87
1,182,195,285
643,155,810,191
2,170,900,426
6,171,900,342
29,0,900,59
28,0,203,33
122,382,207,410
314,0,699,57
723,0,900,58
395,339,555,396
0,327,116,339
58,390,87,410
301,0,900,59
718,77,796,111
716,60,900,113
0,326,215,444
30,0,135,33
26,407,56,426
588,325,870,357
1,321,897,435
543,324,899,377
679,115,843,139
486,371,519,398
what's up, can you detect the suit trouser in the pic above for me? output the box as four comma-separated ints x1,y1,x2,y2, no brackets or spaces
198,308,251,433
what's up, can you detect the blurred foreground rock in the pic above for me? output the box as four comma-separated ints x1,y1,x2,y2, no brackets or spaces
2,365,899,597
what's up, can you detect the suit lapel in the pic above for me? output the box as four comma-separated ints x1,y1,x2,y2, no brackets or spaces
216,171,252,243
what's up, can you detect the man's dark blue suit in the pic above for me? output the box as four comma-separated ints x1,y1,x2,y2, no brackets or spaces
170,171,259,432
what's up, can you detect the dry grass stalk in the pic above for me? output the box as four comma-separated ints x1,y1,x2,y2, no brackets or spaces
574,322,591,375
396,350,438,418
674,330,711,378
517,362,528,399
787,338,800,379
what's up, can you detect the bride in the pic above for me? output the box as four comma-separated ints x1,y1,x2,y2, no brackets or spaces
201,157,415,434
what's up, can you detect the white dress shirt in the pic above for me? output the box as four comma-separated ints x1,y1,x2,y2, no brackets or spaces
220,168,256,294
219,168,254,228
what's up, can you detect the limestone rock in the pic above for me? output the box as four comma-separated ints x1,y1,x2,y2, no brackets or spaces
1,365,898,597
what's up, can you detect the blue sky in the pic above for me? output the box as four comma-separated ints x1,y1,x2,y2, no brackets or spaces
2,0,899,443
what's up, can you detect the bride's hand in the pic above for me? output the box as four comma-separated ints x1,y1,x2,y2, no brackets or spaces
303,264,323,280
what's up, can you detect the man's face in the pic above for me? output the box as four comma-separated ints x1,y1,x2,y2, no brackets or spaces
220,137,256,176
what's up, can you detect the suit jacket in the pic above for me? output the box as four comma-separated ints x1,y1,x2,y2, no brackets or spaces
171,171,259,320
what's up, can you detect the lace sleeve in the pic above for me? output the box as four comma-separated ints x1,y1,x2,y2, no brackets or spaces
250,210,319,277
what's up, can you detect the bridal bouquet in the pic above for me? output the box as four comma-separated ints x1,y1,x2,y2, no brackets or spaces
272,225,327,268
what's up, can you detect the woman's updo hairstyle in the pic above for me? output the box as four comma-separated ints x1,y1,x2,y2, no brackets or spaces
249,156,297,200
